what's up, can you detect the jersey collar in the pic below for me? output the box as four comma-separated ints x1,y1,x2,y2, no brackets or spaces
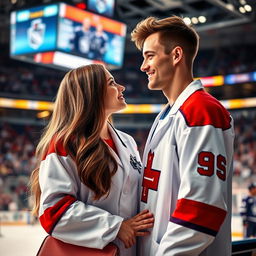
169,79,204,115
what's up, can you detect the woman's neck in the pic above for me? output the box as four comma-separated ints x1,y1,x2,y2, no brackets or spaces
100,121,111,140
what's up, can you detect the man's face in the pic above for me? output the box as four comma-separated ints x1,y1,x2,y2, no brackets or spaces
251,187,256,196
83,19,91,31
141,32,174,91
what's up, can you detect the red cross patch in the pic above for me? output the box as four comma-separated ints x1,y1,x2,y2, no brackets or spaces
141,151,161,203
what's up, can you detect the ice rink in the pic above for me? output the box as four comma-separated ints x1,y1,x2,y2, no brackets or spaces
0,224,47,256
0,217,243,256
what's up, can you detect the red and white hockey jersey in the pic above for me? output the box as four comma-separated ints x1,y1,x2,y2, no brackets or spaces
38,124,142,256
139,80,234,256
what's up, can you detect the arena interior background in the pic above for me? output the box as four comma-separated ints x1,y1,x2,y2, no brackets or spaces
0,0,256,255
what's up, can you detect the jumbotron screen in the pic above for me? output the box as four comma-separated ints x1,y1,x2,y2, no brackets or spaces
10,2,127,70
87,0,115,17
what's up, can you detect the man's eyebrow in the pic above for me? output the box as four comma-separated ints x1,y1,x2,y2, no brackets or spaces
143,51,155,57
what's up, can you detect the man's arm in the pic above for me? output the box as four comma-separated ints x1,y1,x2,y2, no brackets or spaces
157,109,234,255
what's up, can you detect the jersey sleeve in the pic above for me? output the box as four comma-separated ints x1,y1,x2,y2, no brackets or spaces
157,101,234,255
38,140,123,249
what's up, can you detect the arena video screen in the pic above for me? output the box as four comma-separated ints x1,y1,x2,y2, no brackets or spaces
87,0,115,17
57,3,126,67
10,4,58,55
10,3,126,70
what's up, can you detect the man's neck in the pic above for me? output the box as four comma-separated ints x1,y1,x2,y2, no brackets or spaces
164,72,193,105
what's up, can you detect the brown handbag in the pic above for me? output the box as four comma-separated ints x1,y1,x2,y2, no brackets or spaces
37,235,119,256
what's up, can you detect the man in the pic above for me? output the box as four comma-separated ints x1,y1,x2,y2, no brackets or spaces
131,16,235,255
72,18,92,58
90,22,108,61
240,183,256,238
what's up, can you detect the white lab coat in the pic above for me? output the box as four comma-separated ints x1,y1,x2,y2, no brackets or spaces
139,80,235,256
38,124,142,256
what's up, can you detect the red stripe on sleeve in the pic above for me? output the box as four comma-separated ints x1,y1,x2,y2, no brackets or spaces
171,198,227,232
39,195,76,234
42,137,68,160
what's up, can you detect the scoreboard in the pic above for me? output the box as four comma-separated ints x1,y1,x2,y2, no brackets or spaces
10,2,126,70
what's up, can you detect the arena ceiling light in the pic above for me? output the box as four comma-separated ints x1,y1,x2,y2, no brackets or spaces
115,0,256,33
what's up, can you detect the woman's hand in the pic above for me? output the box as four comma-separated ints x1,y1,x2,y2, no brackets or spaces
117,209,154,248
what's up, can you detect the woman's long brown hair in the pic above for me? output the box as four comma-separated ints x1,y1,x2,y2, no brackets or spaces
30,64,118,216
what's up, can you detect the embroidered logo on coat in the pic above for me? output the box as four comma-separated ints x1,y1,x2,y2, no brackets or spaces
130,154,142,173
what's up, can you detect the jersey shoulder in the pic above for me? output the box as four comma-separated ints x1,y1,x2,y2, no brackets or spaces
244,196,254,203
42,137,68,160
179,89,231,130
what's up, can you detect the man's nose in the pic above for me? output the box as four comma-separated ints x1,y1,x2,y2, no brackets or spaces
140,61,149,72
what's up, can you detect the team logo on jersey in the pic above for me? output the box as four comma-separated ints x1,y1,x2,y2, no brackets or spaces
130,154,142,173
141,151,161,203
27,18,45,49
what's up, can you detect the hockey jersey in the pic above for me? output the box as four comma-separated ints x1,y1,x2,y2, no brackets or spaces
38,124,142,256
240,195,256,224
139,80,235,256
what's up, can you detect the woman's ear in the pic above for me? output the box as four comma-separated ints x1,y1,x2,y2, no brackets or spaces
172,46,183,65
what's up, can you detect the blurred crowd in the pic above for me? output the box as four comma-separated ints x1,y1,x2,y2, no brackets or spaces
233,110,256,185
0,109,256,211
194,44,256,77
0,123,38,211
0,64,62,100
0,44,255,102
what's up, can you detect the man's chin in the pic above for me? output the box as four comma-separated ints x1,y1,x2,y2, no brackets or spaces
148,82,159,90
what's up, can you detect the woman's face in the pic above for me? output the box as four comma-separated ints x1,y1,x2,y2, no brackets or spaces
104,69,126,117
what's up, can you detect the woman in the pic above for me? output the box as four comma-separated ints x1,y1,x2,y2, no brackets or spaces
30,64,154,255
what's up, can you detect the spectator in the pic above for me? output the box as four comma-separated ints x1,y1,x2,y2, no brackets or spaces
240,183,256,238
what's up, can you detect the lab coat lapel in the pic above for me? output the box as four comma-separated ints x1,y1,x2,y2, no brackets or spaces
142,105,171,161
147,109,173,153
108,124,131,176
143,79,204,160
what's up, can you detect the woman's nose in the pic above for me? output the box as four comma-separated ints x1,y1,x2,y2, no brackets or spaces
119,84,125,92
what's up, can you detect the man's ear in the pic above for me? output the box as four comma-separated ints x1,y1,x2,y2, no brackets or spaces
172,46,183,65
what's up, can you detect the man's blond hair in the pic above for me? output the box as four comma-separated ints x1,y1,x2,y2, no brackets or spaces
131,16,199,65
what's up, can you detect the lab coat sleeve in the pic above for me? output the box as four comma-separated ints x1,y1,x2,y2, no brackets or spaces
38,141,123,249
157,109,234,255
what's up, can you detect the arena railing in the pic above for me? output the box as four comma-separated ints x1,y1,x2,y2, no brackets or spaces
232,239,256,255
